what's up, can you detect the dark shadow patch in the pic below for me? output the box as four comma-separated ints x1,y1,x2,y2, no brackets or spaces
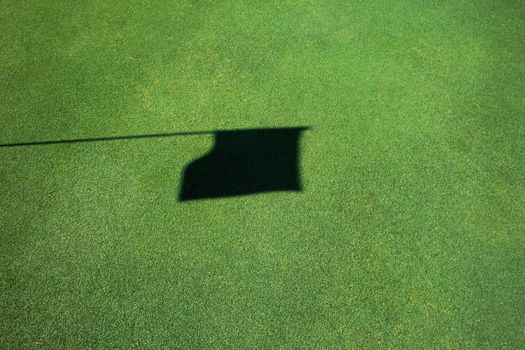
179,127,308,201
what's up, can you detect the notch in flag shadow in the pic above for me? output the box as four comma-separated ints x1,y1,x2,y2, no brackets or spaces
179,127,308,201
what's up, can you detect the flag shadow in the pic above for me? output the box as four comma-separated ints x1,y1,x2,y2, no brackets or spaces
179,127,308,201
0,126,309,202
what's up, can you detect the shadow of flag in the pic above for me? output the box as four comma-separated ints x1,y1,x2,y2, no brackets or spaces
0,125,309,202
179,127,308,201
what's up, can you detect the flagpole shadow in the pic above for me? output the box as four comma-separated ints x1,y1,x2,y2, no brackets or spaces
0,130,212,148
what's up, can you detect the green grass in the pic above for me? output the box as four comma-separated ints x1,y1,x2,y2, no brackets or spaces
1,0,524,348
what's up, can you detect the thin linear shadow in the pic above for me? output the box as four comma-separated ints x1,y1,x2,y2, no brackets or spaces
0,130,211,148
0,126,310,201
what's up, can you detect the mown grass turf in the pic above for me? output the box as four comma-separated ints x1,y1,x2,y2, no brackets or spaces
1,0,524,348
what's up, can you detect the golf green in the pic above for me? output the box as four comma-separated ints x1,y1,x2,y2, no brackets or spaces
1,0,524,348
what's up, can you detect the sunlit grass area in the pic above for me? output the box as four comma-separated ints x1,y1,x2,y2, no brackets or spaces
1,1,524,348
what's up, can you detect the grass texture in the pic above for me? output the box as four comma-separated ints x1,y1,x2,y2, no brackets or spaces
1,0,524,348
